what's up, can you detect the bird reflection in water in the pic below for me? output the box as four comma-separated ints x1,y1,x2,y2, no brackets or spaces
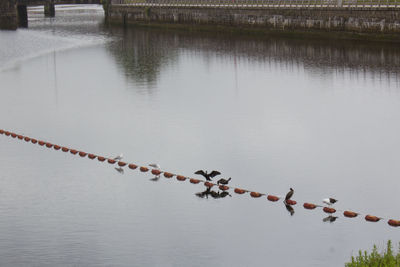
114,167,124,174
149,175,160,182
195,187,231,199
285,203,295,216
323,215,338,223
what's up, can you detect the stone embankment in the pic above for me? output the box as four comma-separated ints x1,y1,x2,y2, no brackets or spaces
107,4,400,38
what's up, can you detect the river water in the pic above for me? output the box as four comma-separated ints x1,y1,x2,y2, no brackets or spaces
0,5,399,266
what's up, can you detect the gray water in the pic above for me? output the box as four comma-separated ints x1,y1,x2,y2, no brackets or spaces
0,5,400,266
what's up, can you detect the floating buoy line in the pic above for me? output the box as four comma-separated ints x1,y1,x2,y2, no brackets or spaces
1,128,400,228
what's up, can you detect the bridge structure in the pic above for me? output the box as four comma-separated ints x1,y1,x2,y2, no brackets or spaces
0,0,101,30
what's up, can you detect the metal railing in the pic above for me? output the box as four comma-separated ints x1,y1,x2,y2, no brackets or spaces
111,0,399,8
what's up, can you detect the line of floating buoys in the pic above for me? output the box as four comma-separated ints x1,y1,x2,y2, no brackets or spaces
285,199,297,205
163,172,173,178
177,175,186,181
365,215,381,222
250,192,263,198
204,181,214,188
323,207,336,214
343,211,358,218
388,219,400,227
190,178,200,184
304,203,317,209
234,188,247,194
267,195,280,202
128,163,137,170
140,166,148,172
151,169,161,175
1,129,399,229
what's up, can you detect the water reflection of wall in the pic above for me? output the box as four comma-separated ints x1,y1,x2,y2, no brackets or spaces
106,27,180,88
107,26,400,87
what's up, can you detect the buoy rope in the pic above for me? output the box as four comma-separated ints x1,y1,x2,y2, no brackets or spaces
1,129,399,228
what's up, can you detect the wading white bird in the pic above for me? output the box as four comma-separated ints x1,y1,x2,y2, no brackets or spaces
323,198,338,206
149,163,161,170
113,154,123,161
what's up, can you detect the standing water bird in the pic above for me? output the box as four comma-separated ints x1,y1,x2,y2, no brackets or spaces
194,170,221,181
323,198,338,206
149,163,161,170
113,154,123,161
217,177,231,185
285,188,294,201
149,163,161,180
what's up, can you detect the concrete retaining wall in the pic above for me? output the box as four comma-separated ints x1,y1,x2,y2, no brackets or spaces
0,0,17,30
107,5,400,34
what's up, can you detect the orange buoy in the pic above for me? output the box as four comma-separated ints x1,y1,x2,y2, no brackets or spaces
250,192,262,198
98,156,106,162
17,135,23,140
128,163,137,170
267,195,280,202
343,211,358,218
88,154,96,159
303,203,317,209
204,182,214,188
163,172,173,178
140,166,149,172
70,149,78,155
190,178,200,184
323,207,336,214
11,133,17,138
5,131,10,136
38,140,45,146
219,185,229,191
31,139,37,144
234,188,246,194
388,219,400,227
24,137,30,142
61,147,69,152
79,151,87,157
108,159,116,164
53,145,61,150
45,143,53,148
151,169,161,175
365,215,381,222
177,175,186,181
118,161,127,167
0,129,4,134
285,199,297,205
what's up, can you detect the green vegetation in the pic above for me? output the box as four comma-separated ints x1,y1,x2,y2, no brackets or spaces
346,241,400,267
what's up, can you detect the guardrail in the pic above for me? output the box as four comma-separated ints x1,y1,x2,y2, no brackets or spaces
111,0,399,8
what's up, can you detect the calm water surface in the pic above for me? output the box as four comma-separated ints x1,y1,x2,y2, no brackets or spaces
0,5,400,266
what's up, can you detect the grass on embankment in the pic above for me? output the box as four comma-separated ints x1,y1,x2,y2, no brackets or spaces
346,241,400,267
